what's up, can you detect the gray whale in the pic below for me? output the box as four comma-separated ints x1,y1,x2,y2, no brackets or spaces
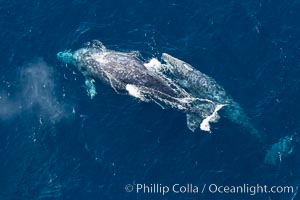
57,41,297,165
57,41,231,132
56,41,256,134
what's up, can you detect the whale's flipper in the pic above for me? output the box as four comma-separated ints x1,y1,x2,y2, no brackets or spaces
85,78,97,99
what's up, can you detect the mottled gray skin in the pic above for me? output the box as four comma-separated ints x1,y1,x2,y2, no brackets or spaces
162,53,230,104
72,48,179,97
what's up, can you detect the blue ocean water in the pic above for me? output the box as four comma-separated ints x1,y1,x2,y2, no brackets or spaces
0,0,299,200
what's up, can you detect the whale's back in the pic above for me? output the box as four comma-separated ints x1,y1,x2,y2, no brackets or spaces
86,51,178,97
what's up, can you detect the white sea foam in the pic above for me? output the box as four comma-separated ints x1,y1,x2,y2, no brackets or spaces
144,58,162,72
126,84,142,98
200,104,226,132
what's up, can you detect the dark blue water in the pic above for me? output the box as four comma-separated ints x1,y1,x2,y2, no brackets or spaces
0,0,299,199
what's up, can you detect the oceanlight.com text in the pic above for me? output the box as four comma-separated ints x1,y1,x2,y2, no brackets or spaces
124,183,297,196
207,184,295,196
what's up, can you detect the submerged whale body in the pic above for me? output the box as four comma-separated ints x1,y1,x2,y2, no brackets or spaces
57,41,296,165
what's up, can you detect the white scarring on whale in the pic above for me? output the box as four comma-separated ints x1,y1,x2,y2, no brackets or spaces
57,40,297,165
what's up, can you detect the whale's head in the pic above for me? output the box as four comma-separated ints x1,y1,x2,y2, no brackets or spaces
57,49,91,71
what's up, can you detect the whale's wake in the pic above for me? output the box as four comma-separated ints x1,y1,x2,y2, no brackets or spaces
57,41,297,165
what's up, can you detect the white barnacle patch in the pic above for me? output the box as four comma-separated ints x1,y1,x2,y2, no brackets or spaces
91,52,109,64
